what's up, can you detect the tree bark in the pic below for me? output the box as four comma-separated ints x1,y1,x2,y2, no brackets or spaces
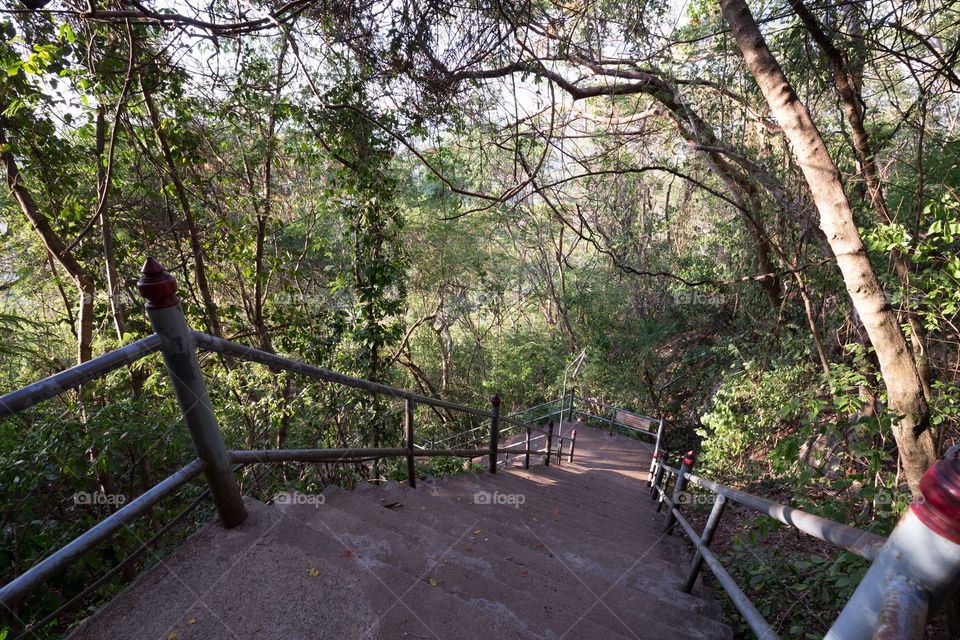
140,78,223,338
790,0,934,399
718,0,936,492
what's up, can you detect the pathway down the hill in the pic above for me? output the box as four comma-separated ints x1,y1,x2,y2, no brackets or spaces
68,422,731,640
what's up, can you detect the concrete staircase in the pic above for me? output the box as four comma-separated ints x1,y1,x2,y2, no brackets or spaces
67,423,731,639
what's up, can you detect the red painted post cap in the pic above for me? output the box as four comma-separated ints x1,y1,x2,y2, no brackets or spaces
683,451,696,466
137,257,179,309
912,456,960,544
491,394,501,408
571,430,576,438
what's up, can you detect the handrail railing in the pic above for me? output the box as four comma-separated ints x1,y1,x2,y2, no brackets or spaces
0,258,565,630
0,334,165,418
649,448,960,639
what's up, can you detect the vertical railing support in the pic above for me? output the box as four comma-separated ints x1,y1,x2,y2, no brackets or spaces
654,452,669,511
557,438,564,466
663,451,695,534
569,429,576,463
826,452,960,640
566,389,575,425
649,415,665,479
137,258,247,528
524,427,531,469
682,494,727,593
649,451,664,492
545,419,555,467
488,394,500,474
405,398,416,488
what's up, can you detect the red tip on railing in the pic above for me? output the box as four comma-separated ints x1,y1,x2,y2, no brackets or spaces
683,451,696,466
137,258,179,309
491,393,501,408
912,456,960,544
571,429,576,438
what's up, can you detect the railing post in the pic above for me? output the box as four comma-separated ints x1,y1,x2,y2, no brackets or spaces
663,450,695,534
826,453,960,640
569,429,576,463
682,494,727,593
137,258,246,528
524,427,531,469
405,398,416,488
557,438,564,466
654,452,668,510
545,419,555,467
567,389,575,425
488,394,500,474
649,450,664,492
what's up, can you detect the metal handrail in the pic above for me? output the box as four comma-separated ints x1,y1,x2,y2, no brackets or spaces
192,331,495,420
0,458,206,608
648,450,924,640
662,465,886,560
656,487,779,639
0,260,651,628
0,334,165,419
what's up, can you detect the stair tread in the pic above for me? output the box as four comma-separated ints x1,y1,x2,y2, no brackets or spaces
66,422,731,640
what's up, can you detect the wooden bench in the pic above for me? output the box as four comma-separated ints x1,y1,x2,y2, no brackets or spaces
613,410,658,433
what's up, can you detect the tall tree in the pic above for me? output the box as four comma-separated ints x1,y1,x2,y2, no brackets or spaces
717,0,937,492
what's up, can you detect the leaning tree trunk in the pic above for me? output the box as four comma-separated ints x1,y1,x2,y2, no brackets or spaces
789,0,934,400
1,125,94,364
718,0,936,493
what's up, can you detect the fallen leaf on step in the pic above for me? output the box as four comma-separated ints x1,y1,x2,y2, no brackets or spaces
474,529,481,534
522,570,528,576
307,567,320,577
428,578,438,587
345,549,353,557
188,619,196,625
168,633,178,640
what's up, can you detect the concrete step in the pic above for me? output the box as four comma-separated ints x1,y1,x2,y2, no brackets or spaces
327,478,724,624
277,489,639,640
420,473,688,572
67,498,543,640
65,422,731,640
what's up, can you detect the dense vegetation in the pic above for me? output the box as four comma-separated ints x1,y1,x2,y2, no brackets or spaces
2,0,960,637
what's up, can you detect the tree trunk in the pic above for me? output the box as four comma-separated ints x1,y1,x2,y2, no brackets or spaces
790,0,934,399
140,79,223,338
0,124,94,364
718,0,936,492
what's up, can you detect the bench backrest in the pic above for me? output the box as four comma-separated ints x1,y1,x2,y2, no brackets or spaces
613,410,658,433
